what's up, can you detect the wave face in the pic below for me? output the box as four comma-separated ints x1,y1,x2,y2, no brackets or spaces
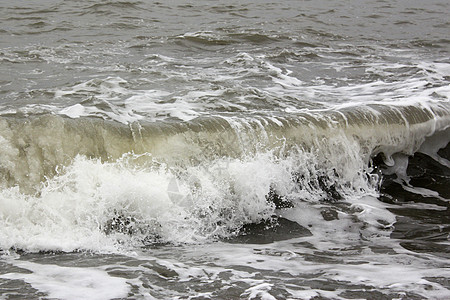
0,102,448,252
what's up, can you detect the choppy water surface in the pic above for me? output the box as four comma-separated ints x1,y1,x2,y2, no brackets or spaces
0,0,449,299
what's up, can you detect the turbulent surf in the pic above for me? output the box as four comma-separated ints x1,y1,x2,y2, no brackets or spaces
0,0,449,299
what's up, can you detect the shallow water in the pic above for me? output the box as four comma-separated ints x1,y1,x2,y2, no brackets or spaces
0,0,449,299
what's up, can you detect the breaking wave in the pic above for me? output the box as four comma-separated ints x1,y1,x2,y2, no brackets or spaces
0,101,448,252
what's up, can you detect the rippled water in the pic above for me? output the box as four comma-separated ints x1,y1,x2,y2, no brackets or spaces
0,0,449,299
2,0,449,122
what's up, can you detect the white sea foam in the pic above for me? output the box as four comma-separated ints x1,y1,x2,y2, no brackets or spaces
126,224,450,299
242,283,277,300
0,259,130,300
1,1,449,298
0,95,448,253
54,76,213,123
0,138,377,253
1,49,448,129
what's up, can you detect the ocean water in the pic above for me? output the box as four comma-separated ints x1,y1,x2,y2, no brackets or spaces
0,0,449,299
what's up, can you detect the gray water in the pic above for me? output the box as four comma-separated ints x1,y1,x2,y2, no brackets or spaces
1,0,449,120
0,0,449,299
